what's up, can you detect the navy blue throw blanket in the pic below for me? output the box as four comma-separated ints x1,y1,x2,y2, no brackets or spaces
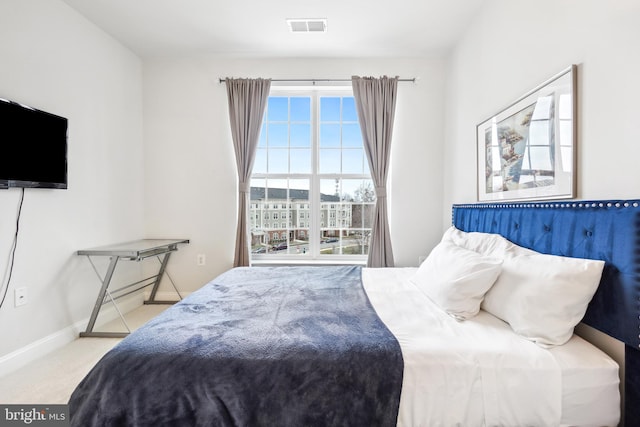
69,266,404,427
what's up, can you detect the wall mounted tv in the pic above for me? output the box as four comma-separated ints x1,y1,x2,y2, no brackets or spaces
0,97,68,189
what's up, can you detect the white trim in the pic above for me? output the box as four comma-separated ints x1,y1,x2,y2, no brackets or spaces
0,293,143,378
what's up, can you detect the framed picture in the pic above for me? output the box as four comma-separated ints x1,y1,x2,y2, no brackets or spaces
477,65,577,202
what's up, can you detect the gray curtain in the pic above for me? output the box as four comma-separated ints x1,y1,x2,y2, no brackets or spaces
351,76,398,268
225,78,271,267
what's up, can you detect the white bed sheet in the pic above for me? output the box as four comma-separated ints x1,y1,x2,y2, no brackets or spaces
362,267,620,427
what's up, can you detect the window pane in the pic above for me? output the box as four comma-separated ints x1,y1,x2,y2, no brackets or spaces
319,231,342,255
319,149,341,173
320,179,340,200
347,205,373,256
319,178,343,255
290,179,310,255
290,97,310,121
320,97,341,121
290,124,310,147
290,148,311,173
363,157,370,175
342,124,362,147
342,148,365,174
318,178,374,256
253,148,267,174
348,179,376,203
249,179,267,255
268,178,288,193
347,178,374,257
351,203,375,229
342,97,358,121
319,124,341,147
268,123,288,147
258,123,267,147
268,97,288,121
259,179,310,256
268,149,288,173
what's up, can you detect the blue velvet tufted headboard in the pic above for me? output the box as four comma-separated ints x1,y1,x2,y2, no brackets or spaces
452,200,640,427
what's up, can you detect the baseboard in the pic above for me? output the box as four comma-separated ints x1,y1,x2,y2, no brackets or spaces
0,292,144,378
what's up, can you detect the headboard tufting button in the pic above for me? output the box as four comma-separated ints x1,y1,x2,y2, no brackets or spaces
544,225,551,232
585,230,593,237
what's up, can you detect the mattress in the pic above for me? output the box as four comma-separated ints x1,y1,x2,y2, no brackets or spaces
362,267,620,427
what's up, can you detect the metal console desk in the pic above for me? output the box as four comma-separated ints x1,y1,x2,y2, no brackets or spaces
77,238,189,338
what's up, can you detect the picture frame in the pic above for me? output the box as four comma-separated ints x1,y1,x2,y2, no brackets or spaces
477,65,577,202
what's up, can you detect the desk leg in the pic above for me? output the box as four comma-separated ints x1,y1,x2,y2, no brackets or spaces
145,251,179,304
80,256,125,338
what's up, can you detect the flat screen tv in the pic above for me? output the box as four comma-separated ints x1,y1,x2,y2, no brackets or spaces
0,97,68,189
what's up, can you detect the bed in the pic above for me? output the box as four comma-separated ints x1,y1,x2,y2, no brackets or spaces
69,200,639,426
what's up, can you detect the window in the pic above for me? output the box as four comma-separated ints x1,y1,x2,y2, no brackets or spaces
250,89,375,260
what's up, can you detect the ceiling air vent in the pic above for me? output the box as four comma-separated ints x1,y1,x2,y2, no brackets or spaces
286,18,327,33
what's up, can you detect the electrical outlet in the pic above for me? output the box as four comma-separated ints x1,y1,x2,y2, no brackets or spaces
197,254,206,266
15,287,27,307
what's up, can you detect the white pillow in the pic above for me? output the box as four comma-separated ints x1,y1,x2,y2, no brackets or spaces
441,226,522,257
481,248,605,347
410,240,503,320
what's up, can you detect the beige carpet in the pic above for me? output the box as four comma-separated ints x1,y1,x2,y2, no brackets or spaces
0,305,167,404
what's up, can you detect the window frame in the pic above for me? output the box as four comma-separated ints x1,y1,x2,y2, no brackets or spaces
250,86,373,264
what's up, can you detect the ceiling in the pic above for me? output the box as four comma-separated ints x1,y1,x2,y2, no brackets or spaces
61,0,486,59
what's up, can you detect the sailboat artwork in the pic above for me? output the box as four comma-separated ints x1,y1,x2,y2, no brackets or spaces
484,99,554,194
477,65,576,202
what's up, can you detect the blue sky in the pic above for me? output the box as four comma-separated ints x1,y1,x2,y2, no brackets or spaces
252,95,371,199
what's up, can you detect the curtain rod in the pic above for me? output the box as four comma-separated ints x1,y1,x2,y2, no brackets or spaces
218,77,416,84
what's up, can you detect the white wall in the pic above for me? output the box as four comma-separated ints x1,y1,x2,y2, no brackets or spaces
0,0,144,362
142,57,446,288
444,0,640,225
